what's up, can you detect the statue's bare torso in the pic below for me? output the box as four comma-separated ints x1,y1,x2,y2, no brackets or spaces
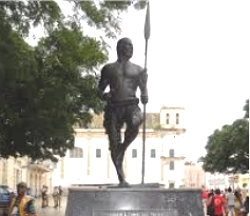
101,61,143,102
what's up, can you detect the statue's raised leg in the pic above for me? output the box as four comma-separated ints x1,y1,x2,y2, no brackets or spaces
123,107,142,151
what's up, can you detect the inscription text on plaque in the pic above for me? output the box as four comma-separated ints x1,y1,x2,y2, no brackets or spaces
93,210,179,216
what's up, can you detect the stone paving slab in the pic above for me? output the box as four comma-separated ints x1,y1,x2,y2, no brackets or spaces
35,196,67,216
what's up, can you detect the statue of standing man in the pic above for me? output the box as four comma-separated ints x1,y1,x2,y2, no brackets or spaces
98,37,148,187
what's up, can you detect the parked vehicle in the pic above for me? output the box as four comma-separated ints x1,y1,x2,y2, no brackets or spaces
0,185,12,216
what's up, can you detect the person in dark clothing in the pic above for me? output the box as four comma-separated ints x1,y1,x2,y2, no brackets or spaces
58,186,63,208
41,185,48,208
207,192,215,216
240,196,249,216
244,196,249,213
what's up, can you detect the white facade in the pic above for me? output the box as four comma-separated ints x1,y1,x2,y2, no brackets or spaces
52,107,187,188
0,157,54,195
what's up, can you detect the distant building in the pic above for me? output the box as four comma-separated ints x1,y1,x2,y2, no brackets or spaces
206,173,228,190
206,172,249,190
53,106,187,188
0,157,54,195
183,162,206,188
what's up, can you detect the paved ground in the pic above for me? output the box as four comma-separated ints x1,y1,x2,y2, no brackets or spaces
35,196,67,216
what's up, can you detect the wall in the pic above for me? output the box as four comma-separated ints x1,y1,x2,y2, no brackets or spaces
184,164,206,188
54,130,186,187
163,160,185,188
61,135,164,185
0,157,25,189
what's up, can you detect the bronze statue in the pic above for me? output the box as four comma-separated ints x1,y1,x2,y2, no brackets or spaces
98,37,148,186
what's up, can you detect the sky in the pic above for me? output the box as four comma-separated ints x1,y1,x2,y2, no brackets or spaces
26,0,250,162
109,0,250,161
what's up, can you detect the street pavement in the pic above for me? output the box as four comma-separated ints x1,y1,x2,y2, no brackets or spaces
35,196,67,216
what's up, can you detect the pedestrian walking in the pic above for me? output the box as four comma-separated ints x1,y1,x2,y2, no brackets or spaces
8,182,37,216
213,189,225,216
227,187,235,216
41,185,48,208
58,186,63,208
202,185,208,216
52,186,59,208
234,190,243,216
240,196,249,216
207,192,215,216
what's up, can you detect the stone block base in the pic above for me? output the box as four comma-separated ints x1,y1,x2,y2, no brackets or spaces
65,187,203,216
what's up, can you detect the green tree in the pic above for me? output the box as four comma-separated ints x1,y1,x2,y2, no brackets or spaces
0,1,146,37
0,1,147,161
200,100,249,174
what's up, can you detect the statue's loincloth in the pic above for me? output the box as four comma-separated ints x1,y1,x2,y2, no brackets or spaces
103,98,143,134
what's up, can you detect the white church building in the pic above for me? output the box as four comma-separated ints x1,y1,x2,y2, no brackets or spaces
52,106,187,188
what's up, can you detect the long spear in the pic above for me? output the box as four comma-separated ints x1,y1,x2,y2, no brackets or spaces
141,0,150,185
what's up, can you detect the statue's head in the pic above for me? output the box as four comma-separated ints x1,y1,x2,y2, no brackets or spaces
116,37,133,62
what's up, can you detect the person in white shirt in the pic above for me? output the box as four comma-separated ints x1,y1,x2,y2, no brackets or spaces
227,187,235,216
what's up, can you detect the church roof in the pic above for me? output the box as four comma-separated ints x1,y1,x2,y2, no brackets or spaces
89,112,160,129
160,106,185,110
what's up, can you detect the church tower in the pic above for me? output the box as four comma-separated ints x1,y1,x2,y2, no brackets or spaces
159,106,186,188
160,106,186,134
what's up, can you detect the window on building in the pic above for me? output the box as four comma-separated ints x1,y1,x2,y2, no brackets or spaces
169,149,175,158
2,161,8,184
60,157,64,179
96,149,101,158
169,183,175,188
169,161,175,170
132,149,137,158
150,149,156,158
166,113,170,125
176,113,179,125
69,147,83,158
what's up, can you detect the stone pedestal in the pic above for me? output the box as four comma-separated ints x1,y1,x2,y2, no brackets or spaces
65,187,203,216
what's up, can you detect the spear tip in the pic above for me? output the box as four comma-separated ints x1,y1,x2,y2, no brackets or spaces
144,1,150,40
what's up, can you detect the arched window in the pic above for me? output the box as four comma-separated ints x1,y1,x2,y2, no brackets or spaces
166,113,170,124
69,147,83,158
176,113,179,125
